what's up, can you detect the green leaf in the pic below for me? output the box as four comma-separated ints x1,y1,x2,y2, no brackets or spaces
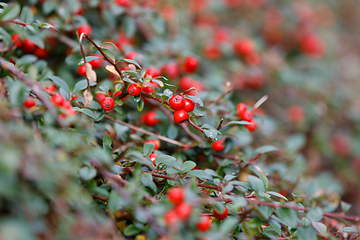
123,16,136,37
79,166,97,181
103,135,112,151
266,191,288,201
114,122,129,142
20,6,33,24
137,98,144,112
16,55,37,67
119,58,142,69
302,217,310,227
343,227,359,233
108,190,121,214
187,170,213,180
187,95,203,107
141,172,157,192
260,173,269,191
306,207,323,222
1,3,20,20
247,175,265,195
166,124,178,139
181,161,196,173
73,79,97,92
312,222,327,236
255,145,278,154
48,76,69,92
124,225,141,236
126,151,154,169
102,41,120,51
73,108,96,119
79,56,101,65
143,143,155,156
222,184,234,195
297,227,317,240
226,120,253,126
229,196,247,209
341,201,351,213
25,34,44,49
220,217,239,235
276,207,299,228
101,48,116,63
269,220,282,236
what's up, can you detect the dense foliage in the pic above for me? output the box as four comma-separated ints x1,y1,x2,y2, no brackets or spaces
0,0,360,239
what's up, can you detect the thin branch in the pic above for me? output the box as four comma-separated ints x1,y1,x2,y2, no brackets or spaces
187,118,205,134
0,57,66,128
208,89,232,109
77,33,91,93
104,115,185,147
252,95,268,111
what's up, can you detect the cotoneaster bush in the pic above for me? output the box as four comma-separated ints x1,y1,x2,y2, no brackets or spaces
0,1,360,240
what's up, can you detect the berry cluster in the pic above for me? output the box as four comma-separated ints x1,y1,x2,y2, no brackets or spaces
236,103,257,131
12,34,49,59
169,95,195,123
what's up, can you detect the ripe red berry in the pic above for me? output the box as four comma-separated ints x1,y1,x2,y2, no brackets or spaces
12,34,23,48
204,44,221,60
212,139,225,152
33,47,48,59
142,111,159,126
101,97,115,111
233,38,255,57
196,216,211,232
149,153,158,165
124,51,138,60
236,103,247,115
183,98,195,112
174,203,192,221
96,93,106,103
239,110,253,122
145,67,160,78
23,98,36,108
160,62,180,79
128,83,141,96
45,85,56,94
164,210,178,226
22,39,36,53
51,94,64,107
183,56,199,73
245,119,257,132
77,24,92,36
173,109,189,123
169,95,184,110
116,0,131,7
213,206,228,220
179,76,204,96
145,139,161,150
89,54,102,68
300,34,324,57
77,64,87,76
168,187,184,205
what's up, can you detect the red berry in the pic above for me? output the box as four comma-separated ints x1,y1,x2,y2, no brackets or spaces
89,54,102,68
116,34,131,51
214,28,229,43
33,47,48,59
179,76,204,96
51,94,64,107
196,216,211,232
149,153,158,165
77,25,92,36
239,110,253,122
173,109,189,123
145,67,160,78
212,139,225,152
168,187,184,205
128,83,141,96
116,0,131,7
245,119,257,132
160,62,180,79
183,56,199,73
164,210,178,226
174,203,192,221
246,53,261,66
236,103,247,115
145,139,161,150
213,206,228,220
96,93,106,103
233,38,255,57
183,98,195,112
23,98,36,108
77,64,87,76
101,97,115,111
124,51,138,60
169,95,184,110
143,111,159,126
12,34,23,48
22,39,36,53
45,85,56,94
204,44,221,60
300,34,324,57
287,105,305,123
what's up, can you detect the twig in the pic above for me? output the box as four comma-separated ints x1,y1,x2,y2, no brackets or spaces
187,119,205,134
77,33,91,93
5,19,28,26
104,115,184,147
208,89,232,109
252,95,268,111
217,118,224,130
0,57,66,128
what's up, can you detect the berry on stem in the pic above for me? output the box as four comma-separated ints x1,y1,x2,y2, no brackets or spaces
239,110,253,122
143,111,159,126
128,83,141,96
89,54,102,68
77,25,92,36
96,93,106,103
213,206,228,220
169,95,184,110
212,139,225,152
23,98,36,109
77,64,87,76
236,103,247,115
167,187,184,205
173,109,189,123
145,67,160,78
45,85,56,94
183,98,195,112
196,216,211,232
101,97,115,111
246,119,257,131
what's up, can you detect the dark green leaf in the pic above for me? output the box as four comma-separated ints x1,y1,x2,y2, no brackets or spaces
297,227,317,240
73,107,96,119
247,175,265,195
48,76,69,92
276,207,299,228
79,166,97,181
119,58,142,69
101,48,116,63
306,207,323,222
124,225,141,236
1,3,20,20
260,173,269,191
141,172,157,192
343,227,359,233
255,145,278,154
181,161,196,173
73,79,97,92
143,143,155,156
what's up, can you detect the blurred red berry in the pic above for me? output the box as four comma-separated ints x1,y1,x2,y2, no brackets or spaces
23,39,36,53
233,38,255,57
143,111,159,126
213,206,228,220
12,34,23,48
23,98,36,108
51,94,64,107
174,203,192,221
245,119,257,131
77,25,92,36
196,216,211,232
168,187,184,205
183,56,199,73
